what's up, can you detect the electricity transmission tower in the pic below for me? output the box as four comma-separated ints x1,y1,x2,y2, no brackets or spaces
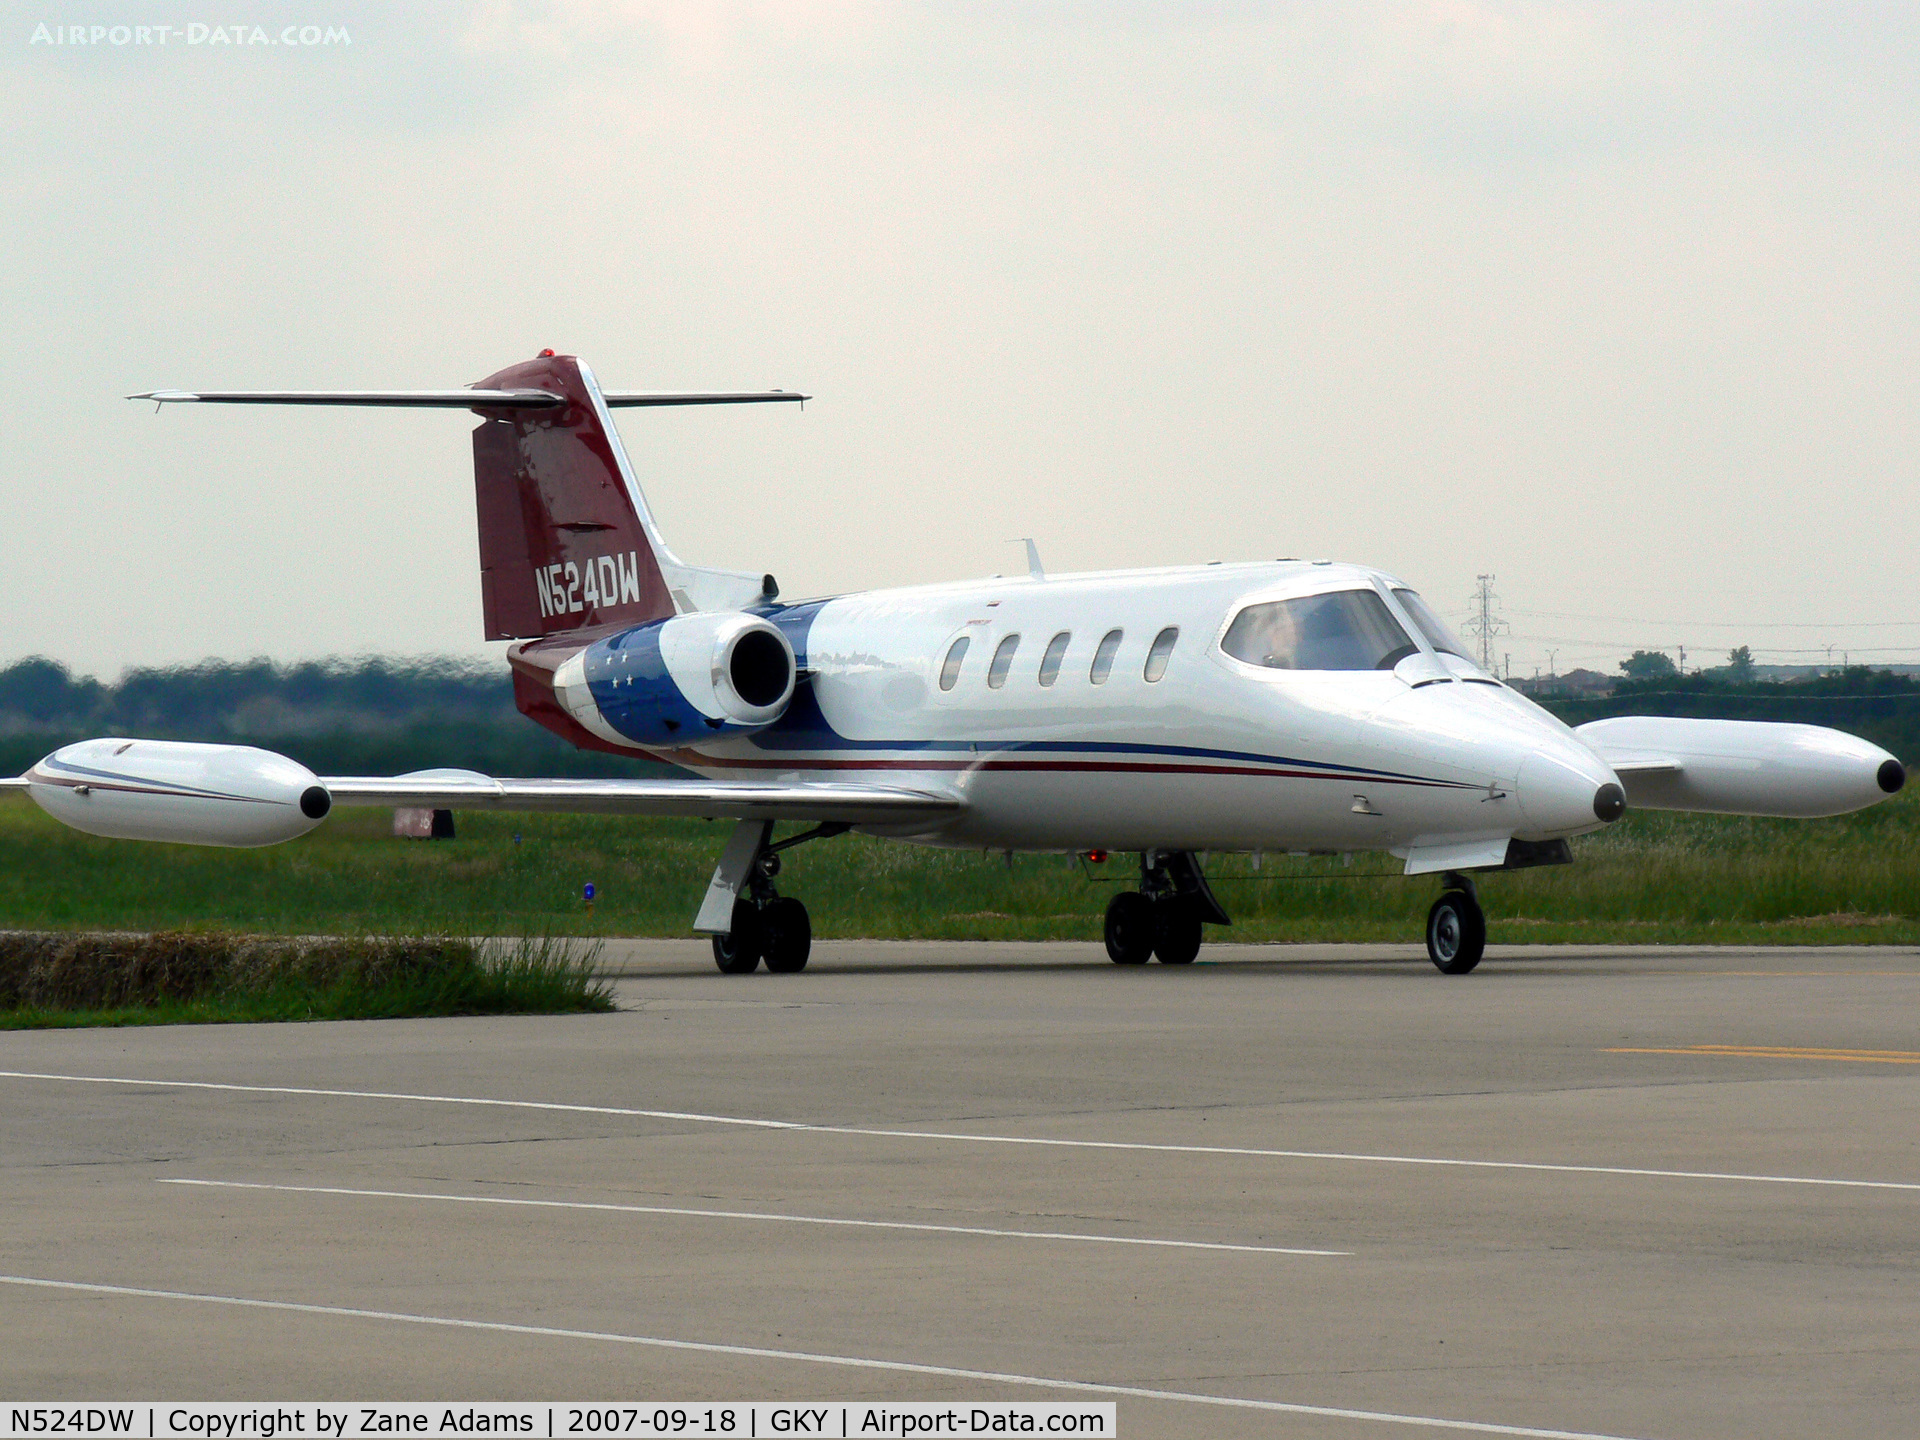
1462,574,1509,672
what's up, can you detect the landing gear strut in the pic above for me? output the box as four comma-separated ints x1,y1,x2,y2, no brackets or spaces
1104,851,1230,966
705,822,845,975
1426,872,1486,975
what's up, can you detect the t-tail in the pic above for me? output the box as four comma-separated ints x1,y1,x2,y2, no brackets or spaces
129,351,807,753
470,352,682,640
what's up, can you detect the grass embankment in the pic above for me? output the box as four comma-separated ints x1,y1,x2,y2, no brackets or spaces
1,789,1916,945
0,929,613,1029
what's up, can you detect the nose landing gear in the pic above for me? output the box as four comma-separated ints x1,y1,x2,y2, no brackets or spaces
1426,872,1486,975
1104,851,1230,965
1103,891,1156,965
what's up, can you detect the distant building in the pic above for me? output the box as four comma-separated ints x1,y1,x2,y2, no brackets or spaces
1517,668,1614,698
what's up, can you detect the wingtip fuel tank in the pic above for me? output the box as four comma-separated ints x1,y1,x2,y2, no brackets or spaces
27,738,331,847
1576,716,1904,819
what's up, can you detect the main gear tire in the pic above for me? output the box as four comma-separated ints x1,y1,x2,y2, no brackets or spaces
1104,891,1155,965
762,896,813,973
1152,899,1203,965
711,897,765,974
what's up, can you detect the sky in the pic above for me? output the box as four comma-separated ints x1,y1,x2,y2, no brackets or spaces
3,1,1917,680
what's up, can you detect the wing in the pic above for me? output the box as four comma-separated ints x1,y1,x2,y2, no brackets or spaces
320,771,962,826
1576,724,1684,777
9,742,960,849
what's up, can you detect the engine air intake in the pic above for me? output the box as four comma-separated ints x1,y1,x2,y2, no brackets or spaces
731,629,793,709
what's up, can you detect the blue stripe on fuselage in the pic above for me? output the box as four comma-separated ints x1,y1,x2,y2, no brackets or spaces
749,728,1458,786
743,599,1458,788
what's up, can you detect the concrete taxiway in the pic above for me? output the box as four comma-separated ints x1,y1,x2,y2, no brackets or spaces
3,942,1918,1439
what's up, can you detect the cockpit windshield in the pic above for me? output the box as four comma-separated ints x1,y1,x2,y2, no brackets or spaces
1390,588,1474,662
1221,588,1419,671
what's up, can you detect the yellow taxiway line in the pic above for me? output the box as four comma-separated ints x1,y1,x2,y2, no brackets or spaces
1606,1045,1920,1065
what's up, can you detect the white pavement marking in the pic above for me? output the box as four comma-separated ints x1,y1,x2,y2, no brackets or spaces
158,1178,1350,1257
0,1273,1651,1440
6,1070,1916,1194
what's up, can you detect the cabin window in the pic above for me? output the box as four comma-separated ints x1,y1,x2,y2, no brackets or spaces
1221,589,1418,671
987,633,1020,689
939,635,970,691
1144,627,1179,682
1391,588,1474,662
1089,629,1123,685
1038,632,1071,687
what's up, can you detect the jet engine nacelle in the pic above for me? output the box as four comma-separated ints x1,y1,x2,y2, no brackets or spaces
556,611,797,749
1576,716,1905,818
26,738,332,847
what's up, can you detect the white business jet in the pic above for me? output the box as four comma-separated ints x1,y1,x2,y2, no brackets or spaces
5,353,1904,974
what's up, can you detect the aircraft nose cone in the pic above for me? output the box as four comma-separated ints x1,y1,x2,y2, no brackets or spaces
1517,744,1621,838
1879,759,1907,795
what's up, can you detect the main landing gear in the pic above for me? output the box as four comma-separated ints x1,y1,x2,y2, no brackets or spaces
1425,872,1486,975
1104,851,1231,966
713,889,812,974
708,822,847,975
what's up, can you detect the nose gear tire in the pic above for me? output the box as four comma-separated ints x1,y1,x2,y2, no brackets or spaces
1426,890,1486,974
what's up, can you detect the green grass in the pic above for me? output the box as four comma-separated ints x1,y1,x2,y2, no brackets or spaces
0,931,614,1029
1,789,1916,945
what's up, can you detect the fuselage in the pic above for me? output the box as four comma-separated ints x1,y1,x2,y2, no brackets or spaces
511,559,1621,857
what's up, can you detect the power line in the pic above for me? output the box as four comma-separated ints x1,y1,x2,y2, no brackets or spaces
1507,631,1920,657
1509,608,1920,630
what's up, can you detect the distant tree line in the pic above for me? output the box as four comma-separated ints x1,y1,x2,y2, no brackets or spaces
3,652,1911,781
0,656,682,779
1539,664,1920,765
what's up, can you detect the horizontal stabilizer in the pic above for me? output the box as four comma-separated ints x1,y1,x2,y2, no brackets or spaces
603,392,807,408
131,389,565,408
320,773,962,826
130,389,806,410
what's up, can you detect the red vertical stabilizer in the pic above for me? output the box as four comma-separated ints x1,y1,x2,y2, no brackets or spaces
470,354,676,640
